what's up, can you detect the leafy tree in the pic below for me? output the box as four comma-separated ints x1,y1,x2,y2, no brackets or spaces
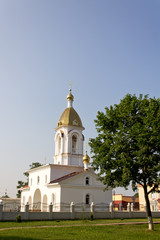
29,162,43,169
1,195,10,198
89,94,160,230
23,162,43,178
16,162,42,198
1,192,10,198
16,180,28,198
134,192,139,198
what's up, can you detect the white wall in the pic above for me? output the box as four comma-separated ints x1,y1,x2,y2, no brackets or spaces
60,170,112,204
21,167,112,212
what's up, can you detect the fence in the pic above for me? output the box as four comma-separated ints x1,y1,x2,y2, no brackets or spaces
0,201,160,221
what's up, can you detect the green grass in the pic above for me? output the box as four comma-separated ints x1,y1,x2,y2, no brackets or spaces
0,224,160,240
0,218,160,228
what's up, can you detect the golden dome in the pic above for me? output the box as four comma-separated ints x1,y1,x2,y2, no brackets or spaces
57,107,84,128
83,152,90,163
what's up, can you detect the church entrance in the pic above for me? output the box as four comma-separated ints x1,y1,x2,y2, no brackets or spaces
33,189,41,211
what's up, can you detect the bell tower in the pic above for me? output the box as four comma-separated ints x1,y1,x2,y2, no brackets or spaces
54,88,84,166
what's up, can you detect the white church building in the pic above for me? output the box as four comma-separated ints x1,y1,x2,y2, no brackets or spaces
21,89,112,211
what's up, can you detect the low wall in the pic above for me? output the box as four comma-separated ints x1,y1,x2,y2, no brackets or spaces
0,203,160,221
1,212,24,221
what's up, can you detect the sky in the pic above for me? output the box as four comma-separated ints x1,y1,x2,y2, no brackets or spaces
0,0,160,198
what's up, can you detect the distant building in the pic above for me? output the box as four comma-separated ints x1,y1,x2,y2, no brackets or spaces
112,194,139,210
0,198,20,212
21,89,112,211
138,185,160,211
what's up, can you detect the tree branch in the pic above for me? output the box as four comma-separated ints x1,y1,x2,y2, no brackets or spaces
147,183,159,195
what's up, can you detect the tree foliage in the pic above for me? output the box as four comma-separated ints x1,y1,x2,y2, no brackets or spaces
16,162,42,198
24,162,43,178
134,192,139,198
16,180,28,198
1,193,10,198
89,94,160,230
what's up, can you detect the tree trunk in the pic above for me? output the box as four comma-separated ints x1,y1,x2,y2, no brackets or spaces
143,184,154,230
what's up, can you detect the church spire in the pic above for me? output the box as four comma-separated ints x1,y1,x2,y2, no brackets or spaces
67,81,74,108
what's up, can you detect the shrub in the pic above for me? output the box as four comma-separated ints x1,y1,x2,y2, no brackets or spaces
90,214,94,221
16,214,22,223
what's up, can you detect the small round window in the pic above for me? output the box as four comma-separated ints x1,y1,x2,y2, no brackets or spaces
73,120,78,126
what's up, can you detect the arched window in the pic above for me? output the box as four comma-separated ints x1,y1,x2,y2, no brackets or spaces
86,177,89,185
85,194,90,205
72,135,77,153
37,176,40,185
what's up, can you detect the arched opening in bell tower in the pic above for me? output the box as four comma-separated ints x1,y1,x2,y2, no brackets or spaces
72,135,77,153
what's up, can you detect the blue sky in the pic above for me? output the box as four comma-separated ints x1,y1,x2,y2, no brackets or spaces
0,0,160,197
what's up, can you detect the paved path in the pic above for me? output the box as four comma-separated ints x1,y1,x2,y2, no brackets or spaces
0,221,160,231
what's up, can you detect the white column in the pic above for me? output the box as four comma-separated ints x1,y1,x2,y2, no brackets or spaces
70,202,75,219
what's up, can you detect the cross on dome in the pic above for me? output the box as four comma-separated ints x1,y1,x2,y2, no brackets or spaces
69,80,72,90
67,81,74,106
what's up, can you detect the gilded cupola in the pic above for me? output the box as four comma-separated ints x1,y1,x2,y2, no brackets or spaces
56,89,84,129
83,151,90,171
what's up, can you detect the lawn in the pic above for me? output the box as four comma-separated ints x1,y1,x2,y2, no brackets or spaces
0,218,160,228
0,219,160,240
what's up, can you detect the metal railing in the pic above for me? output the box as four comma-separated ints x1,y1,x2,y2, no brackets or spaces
95,203,109,212
74,202,90,212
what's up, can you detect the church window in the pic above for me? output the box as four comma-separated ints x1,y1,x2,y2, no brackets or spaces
86,177,89,185
37,176,40,185
30,178,32,186
72,135,77,153
85,194,90,205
